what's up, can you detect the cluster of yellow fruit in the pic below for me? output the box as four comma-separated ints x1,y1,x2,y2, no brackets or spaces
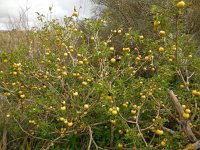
13,63,22,70
111,29,122,34
123,47,131,52
18,91,25,99
182,105,191,119
59,117,73,127
29,120,36,124
109,106,120,115
192,90,200,98
151,127,164,135
160,138,168,147
122,101,129,108
60,128,67,137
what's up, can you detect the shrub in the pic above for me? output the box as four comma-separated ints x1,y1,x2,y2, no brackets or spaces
0,1,200,149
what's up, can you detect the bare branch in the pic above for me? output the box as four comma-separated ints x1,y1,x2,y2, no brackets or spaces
168,90,197,142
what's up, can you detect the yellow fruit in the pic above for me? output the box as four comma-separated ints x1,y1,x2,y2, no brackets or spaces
118,143,123,148
20,94,25,99
3,59,8,63
78,61,84,64
159,30,166,36
62,71,67,76
84,104,89,109
155,129,164,135
110,120,116,125
192,90,198,95
82,81,88,86
118,30,122,33
185,143,195,150
111,110,118,115
67,122,73,127
160,141,166,147
64,53,68,56
59,117,65,121
183,113,190,119
61,106,66,111
72,11,78,17
109,47,114,51
73,92,79,96
182,105,186,109
148,92,153,96
64,120,68,124
154,21,160,27
176,1,185,9
185,109,191,114
110,58,116,63
139,35,144,40
122,103,128,108
131,110,137,115
123,47,131,52
159,47,165,53
118,130,123,134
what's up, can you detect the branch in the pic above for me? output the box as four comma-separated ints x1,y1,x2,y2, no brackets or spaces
162,127,176,134
168,90,197,142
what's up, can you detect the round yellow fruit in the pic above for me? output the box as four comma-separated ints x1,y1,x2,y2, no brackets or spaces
159,30,166,36
176,1,185,9
183,112,190,119
182,105,186,109
159,47,165,53
82,81,88,86
84,104,89,109
154,21,160,27
110,58,116,63
109,47,114,51
73,92,79,96
61,106,66,111
155,129,164,135
139,35,144,40
20,94,25,99
111,110,118,115
67,122,73,127
110,120,116,125
160,141,166,147
64,53,68,56
118,143,123,149
72,11,78,17
131,110,137,115
185,109,191,114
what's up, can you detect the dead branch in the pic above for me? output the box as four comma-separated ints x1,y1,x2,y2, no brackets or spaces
168,90,197,142
162,126,176,134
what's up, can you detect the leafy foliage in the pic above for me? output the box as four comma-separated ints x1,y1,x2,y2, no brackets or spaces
0,1,200,149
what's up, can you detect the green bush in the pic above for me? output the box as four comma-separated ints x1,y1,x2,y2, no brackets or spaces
0,1,200,149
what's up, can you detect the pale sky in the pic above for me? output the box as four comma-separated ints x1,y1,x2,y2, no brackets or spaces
0,0,93,30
